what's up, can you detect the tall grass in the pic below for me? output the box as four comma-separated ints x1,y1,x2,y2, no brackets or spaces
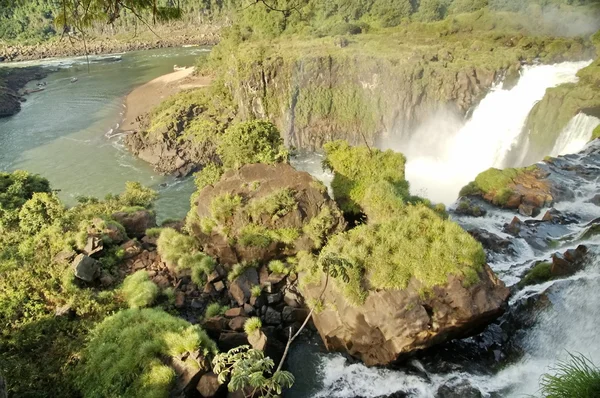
540,353,600,398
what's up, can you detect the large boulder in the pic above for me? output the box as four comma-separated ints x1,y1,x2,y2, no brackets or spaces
301,264,509,366
112,209,157,239
72,254,100,282
189,163,345,266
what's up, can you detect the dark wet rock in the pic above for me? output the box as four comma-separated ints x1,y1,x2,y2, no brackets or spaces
550,245,588,277
436,379,482,398
72,254,99,282
518,203,539,218
468,228,515,256
111,209,157,239
455,199,487,217
263,307,282,325
587,194,600,206
282,306,310,324
218,332,248,351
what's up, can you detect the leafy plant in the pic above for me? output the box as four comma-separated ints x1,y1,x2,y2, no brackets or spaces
217,120,289,170
251,285,263,297
213,346,295,397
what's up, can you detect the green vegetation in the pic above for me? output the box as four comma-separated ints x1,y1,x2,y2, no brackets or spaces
76,308,217,398
248,189,298,221
539,354,600,398
217,120,289,170
268,260,290,275
121,271,160,309
194,163,225,191
459,165,538,205
519,262,553,288
244,317,263,335
592,125,600,141
205,302,229,318
213,346,295,397
0,171,161,396
324,140,408,216
310,204,485,305
251,285,263,297
303,206,342,248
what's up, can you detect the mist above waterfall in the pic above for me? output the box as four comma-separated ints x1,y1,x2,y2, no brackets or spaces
380,60,593,205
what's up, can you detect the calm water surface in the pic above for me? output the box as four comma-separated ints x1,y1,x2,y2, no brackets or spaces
0,47,208,221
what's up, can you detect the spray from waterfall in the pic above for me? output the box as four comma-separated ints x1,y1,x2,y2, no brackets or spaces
380,61,591,205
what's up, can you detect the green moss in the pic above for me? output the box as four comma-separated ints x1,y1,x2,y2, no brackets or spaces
519,261,552,288
459,165,538,205
592,125,600,141
76,308,217,398
121,271,160,309
324,140,408,216
311,204,485,305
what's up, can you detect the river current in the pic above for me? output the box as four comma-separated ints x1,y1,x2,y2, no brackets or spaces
1,49,599,397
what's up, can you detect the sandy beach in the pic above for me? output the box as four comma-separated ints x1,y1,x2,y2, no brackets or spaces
121,67,212,132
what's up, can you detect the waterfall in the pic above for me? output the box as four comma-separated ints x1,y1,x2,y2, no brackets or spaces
380,60,591,205
550,113,600,157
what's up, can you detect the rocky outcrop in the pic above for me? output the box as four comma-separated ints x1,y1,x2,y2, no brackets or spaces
189,163,346,266
112,209,157,239
227,52,500,150
125,128,219,177
0,66,48,118
300,264,509,366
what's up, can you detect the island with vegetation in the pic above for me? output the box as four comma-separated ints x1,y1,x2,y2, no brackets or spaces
1,1,600,397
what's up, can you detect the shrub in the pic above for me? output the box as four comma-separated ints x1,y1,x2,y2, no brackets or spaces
157,228,197,265
119,182,157,208
243,317,263,335
248,188,297,221
217,120,288,170
540,353,600,398
177,253,216,286
121,271,160,309
237,224,273,248
76,308,217,398
210,194,243,224
205,302,229,318
194,164,224,191
268,260,289,275
251,285,262,297
18,192,65,234
313,204,485,305
145,227,162,238
323,140,408,216
303,206,339,248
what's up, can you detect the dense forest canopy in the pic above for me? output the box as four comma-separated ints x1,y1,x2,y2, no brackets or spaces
1,0,599,42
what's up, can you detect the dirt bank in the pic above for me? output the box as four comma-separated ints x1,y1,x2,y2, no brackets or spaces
121,67,212,133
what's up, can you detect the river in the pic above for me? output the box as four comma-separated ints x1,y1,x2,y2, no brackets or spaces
1,49,600,397
0,47,209,222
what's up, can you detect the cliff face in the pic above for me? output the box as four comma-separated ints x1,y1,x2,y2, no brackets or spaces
0,66,48,118
226,52,499,150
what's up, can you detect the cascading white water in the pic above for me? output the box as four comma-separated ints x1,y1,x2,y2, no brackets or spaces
381,61,591,205
550,113,600,157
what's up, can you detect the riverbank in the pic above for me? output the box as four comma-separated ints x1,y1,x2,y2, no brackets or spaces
0,24,220,63
122,67,212,133
0,66,48,117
